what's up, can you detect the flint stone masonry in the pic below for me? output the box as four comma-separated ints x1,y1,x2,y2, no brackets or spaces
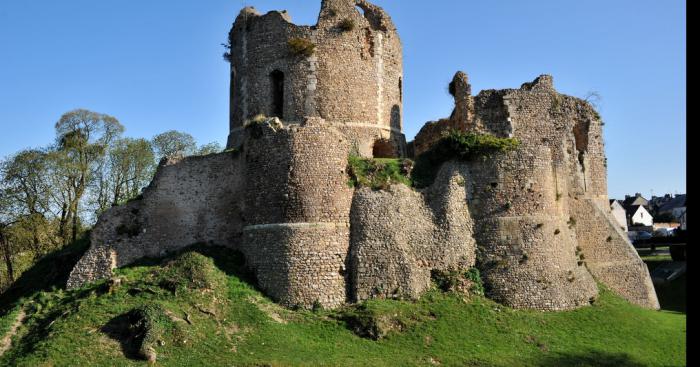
226,0,405,157
350,162,475,301
68,0,659,311
67,152,244,288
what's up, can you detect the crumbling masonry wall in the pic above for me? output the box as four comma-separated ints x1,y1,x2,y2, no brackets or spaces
412,72,659,309
349,162,476,301
464,148,598,310
67,152,244,288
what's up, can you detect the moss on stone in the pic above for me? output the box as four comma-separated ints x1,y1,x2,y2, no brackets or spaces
412,131,520,188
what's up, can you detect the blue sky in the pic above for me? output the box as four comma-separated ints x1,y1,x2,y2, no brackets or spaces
0,0,685,199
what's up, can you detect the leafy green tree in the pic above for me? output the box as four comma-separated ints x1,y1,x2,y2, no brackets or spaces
0,150,55,256
0,188,17,284
106,138,155,208
53,109,124,243
196,142,223,156
152,130,197,160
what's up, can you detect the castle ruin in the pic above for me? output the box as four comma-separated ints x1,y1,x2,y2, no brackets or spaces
67,0,659,311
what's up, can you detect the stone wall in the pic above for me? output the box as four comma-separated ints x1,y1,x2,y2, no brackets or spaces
570,198,659,309
411,72,658,310
240,118,354,308
67,1,659,313
349,162,475,301
67,152,244,288
464,148,598,310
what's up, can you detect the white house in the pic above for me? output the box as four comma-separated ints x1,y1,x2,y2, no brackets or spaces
628,205,653,227
610,200,628,232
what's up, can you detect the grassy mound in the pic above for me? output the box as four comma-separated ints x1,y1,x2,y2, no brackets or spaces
0,245,685,366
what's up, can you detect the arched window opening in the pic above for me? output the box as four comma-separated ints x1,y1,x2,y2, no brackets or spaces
399,78,403,102
355,6,365,17
270,70,285,118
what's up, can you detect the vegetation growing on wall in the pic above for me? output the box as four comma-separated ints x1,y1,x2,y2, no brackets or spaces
288,38,316,57
346,155,413,190
338,18,356,32
412,131,520,188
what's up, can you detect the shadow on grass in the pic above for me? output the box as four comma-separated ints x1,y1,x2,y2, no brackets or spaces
641,256,686,314
538,350,647,367
0,284,108,365
100,313,143,361
0,235,91,314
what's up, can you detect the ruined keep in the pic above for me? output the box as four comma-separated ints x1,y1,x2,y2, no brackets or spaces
67,0,659,311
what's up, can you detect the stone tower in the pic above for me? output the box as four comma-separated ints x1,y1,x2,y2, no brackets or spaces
226,0,406,158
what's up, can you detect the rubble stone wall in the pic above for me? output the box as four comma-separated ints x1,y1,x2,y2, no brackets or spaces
349,162,475,301
570,198,660,309
464,148,598,311
67,152,244,288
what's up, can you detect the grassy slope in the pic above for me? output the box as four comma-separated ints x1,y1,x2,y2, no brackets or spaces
0,245,686,367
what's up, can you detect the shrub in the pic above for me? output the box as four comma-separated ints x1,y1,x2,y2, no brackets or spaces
412,131,520,188
448,80,456,97
244,114,270,139
430,268,484,296
346,155,413,190
222,41,232,63
338,18,356,32
288,38,316,57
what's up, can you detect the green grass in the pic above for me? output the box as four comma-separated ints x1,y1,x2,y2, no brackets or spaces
0,244,685,366
347,155,413,190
